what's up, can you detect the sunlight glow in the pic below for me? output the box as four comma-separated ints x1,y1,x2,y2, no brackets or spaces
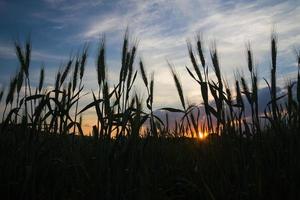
198,131,208,140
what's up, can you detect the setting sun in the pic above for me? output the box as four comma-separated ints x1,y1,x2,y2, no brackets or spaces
198,131,208,140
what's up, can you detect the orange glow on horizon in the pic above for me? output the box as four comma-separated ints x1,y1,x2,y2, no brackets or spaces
198,131,208,140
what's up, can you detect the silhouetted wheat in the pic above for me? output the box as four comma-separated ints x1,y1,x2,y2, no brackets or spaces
0,30,300,199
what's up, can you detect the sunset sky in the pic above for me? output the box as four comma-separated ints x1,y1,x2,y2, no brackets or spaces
0,0,299,132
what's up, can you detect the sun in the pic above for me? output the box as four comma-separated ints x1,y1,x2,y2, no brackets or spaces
198,131,207,140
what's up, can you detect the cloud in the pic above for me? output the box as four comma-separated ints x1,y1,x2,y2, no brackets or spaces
83,15,125,39
43,0,103,11
0,43,67,62
1,0,300,131
0,46,15,59
70,0,299,111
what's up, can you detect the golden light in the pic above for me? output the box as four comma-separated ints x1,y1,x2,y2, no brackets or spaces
198,131,207,140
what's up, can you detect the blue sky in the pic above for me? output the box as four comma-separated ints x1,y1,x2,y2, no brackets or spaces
0,0,299,131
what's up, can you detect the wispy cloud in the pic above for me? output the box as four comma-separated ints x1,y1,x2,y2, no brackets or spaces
70,0,300,110
43,0,104,11
0,46,15,59
0,43,67,62
83,15,125,39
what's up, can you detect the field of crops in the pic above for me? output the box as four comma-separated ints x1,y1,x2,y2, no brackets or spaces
0,32,299,199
